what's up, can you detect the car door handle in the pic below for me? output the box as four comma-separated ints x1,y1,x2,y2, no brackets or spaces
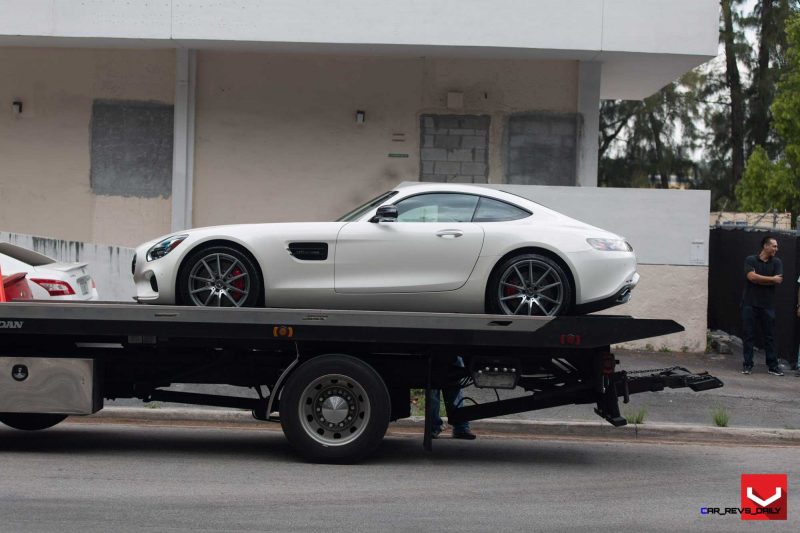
436,230,463,238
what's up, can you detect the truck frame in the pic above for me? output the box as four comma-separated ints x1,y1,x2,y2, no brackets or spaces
0,301,723,462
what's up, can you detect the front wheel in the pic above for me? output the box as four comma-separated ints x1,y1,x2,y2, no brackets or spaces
0,413,67,431
177,245,262,307
280,355,391,463
487,253,572,316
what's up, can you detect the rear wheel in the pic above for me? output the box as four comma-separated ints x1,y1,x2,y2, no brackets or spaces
280,355,391,463
0,413,67,431
177,245,262,307
487,253,572,316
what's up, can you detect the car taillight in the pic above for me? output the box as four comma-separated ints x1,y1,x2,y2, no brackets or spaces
30,278,76,296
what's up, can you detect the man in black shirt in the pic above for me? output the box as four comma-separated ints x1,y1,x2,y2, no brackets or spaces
741,235,784,375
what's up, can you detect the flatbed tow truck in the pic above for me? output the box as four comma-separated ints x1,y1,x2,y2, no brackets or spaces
0,301,723,462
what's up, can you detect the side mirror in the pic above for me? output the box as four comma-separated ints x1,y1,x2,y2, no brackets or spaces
370,205,398,223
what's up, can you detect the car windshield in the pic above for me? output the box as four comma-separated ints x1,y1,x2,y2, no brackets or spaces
336,191,399,222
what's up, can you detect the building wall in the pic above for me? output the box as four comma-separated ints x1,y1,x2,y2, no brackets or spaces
0,47,174,247
193,51,577,226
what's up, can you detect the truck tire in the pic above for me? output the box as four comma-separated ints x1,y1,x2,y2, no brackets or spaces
0,413,67,431
280,354,391,463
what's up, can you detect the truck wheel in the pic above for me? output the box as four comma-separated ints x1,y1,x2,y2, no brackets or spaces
280,355,391,463
0,413,67,431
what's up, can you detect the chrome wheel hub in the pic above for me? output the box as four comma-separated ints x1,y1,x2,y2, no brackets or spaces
298,374,370,446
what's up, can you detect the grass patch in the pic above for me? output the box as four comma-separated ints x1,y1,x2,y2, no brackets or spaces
144,401,162,409
625,407,647,425
712,407,730,427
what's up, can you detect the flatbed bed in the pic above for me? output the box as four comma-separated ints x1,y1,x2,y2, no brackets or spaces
0,302,723,462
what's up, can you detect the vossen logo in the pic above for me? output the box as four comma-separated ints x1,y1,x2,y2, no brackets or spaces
0,320,23,329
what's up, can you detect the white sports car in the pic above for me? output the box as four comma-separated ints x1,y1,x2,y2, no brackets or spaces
132,183,639,316
0,242,99,301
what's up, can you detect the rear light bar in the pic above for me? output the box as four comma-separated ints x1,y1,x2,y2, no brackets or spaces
30,278,75,296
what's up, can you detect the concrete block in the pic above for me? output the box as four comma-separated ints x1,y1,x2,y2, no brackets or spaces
461,162,487,175
509,134,535,148
447,175,474,183
422,161,435,174
471,176,489,184
421,148,448,161
447,149,474,162
434,135,461,149
423,116,435,129
420,174,442,182
448,129,476,135
422,135,435,148
434,161,462,174
461,135,487,149
474,149,486,162
550,119,577,136
461,116,490,130
436,117,461,130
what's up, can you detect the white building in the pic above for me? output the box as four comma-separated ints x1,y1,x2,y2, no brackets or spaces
0,1,719,349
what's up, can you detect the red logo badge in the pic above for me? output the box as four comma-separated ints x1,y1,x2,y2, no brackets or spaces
740,474,787,520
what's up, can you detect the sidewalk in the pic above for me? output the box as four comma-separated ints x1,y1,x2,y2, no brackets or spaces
91,339,800,445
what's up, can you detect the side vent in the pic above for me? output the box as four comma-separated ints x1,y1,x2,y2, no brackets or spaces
288,242,329,261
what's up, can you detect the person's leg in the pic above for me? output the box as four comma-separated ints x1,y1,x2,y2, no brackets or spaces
741,305,755,372
794,345,800,372
427,389,444,435
760,307,781,372
795,343,800,374
442,384,469,434
442,356,474,438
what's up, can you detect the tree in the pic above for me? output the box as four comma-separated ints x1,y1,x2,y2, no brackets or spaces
721,0,747,191
737,13,800,218
598,72,703,189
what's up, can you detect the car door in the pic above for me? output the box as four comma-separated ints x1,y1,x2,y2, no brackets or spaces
334,193,485,293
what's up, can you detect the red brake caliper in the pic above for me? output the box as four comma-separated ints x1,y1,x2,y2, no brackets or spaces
504,274,519,297
230,267,245,301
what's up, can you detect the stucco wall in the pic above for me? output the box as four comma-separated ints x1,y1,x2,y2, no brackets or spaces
193,52,577,226
0,47,173,247
601,264,709,352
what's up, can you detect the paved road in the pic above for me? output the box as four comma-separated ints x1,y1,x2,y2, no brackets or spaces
1,421,798,532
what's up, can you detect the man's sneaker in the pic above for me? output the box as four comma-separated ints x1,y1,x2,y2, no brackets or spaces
452,430,477,440
431,426,442,439
741,367,752,375
768,367,784,376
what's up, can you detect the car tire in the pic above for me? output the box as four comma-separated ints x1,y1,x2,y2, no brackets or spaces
487,253,572,316
279,354,391,464
177,245,262,307
0,413,67,431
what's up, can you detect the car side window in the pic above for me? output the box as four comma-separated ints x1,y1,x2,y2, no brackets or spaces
395,193,479,222
473,197,531,222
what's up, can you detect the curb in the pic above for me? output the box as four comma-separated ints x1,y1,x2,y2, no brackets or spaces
76,407,800,446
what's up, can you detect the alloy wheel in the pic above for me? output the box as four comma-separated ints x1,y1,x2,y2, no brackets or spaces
497,259,565,316
187,252,251,307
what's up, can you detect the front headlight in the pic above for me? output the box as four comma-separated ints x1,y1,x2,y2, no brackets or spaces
587,238,633,252
146,235,188,261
